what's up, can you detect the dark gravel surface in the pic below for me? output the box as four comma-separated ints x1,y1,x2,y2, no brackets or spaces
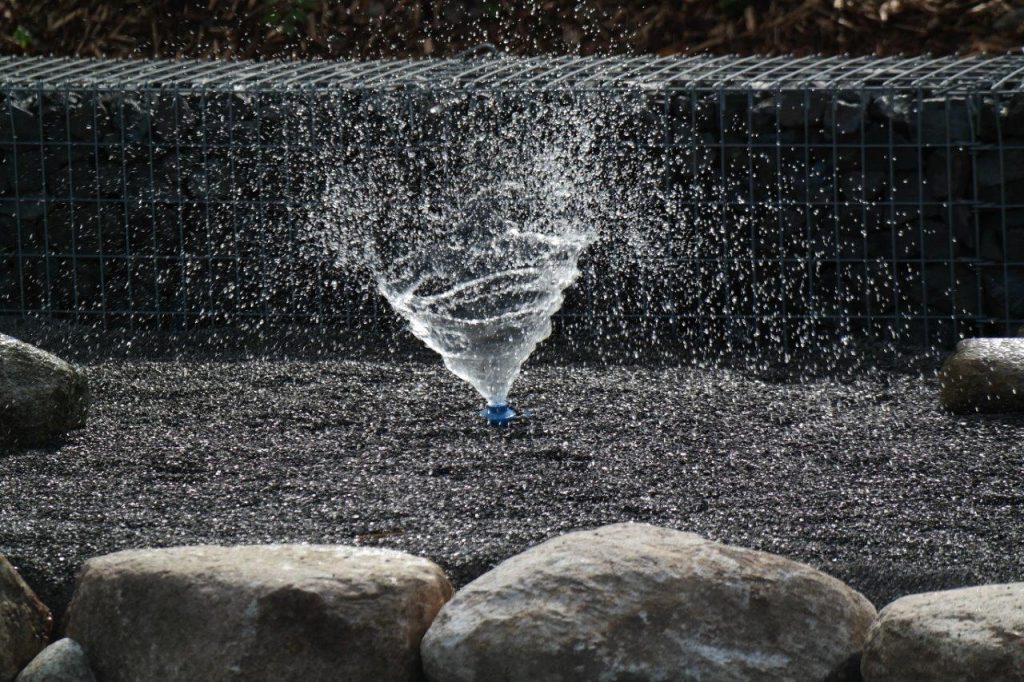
2,331,1024,626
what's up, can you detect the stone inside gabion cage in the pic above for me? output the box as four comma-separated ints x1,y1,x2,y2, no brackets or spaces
1,53,1023,351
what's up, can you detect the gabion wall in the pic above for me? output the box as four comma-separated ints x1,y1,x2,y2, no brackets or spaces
1,55,1022,348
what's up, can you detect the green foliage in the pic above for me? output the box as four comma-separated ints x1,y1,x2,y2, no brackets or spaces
12,25,32,50
260,0,317,37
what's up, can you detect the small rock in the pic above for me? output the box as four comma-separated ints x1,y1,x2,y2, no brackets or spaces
1,554,52,682
868,220,957,261
903,264,981,318
64,544,452,682
185,158,234,199
864,134,920,173
840,170,887,201
980,225,1024,263
976,95,1024,142
65,95,97,142
0,100,41,143
115,98,149,143
861,583,1024,681
824,99,864,138
979,209,1024,254
15,639,95,682
982,269,1024,319
976,146,1024,186
149,93,190,141
939,338,1024,413
889,171,926,204
755,91,827,128
978,176,1024,204
422,522,876,682
0,334,89,446
917,98,973,144
926,150,971,199
869,94,911,131
5,151,44,194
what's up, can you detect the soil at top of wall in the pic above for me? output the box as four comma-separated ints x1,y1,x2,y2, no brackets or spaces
0,0,1021,61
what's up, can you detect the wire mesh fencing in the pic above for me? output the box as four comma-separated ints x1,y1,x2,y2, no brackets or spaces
1,54,1023,350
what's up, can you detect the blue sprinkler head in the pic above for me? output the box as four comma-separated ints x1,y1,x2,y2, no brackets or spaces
480,403,517,426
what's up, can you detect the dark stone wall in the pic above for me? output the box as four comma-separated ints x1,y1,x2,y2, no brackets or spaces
0,85,1021,345
0,89,372,331
603,89,1024,345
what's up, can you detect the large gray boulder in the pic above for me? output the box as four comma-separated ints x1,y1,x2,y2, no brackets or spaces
939,338,1024,413
15,639,95,682
861,583,1024,681
0,554,52,682
0,334,88,446
64,544,453,682
422,523,876,682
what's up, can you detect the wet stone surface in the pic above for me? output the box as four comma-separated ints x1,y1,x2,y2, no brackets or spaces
1,340,1023,624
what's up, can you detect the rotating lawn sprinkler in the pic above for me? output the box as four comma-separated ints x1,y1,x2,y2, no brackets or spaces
479,402,531,426
315,94,616,431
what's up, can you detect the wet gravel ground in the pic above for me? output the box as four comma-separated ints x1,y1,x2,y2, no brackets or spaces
2,329,1024,625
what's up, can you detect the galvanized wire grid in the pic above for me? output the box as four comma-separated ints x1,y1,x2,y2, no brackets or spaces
1,54,1024,92
1,55,1023,348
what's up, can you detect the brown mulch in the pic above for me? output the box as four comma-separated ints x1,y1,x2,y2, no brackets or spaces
0,0,1021,61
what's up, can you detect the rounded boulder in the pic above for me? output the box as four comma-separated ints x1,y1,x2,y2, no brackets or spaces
64,544,453,682
421,522,876,682
939,337,1024,413
0,334,89,446
861,583,1024,681
0,554,52,682
14,639,95,682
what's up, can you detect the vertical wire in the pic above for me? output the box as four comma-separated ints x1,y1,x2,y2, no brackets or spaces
944,95,959,342
717,88,731,350
282,90,298,327
255,90,269,326
915,87,930,345
91,88,109,330
35,86,53,316
967,94,984,331
660,86,673,339
368,91,380,336
118,92,135,328
340,92,351,333
995,95,1010,334
65,88,80,323
771,90,786,349
886,87,901,343
859,91,872,338
8,91,27,317
200,88,213,326
228,90,243,328
688,87,701,341
803,88,816,342
172,90,188,332
144,85,160,326
829,91,844,342
745,88,760,352
309,91,324,326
